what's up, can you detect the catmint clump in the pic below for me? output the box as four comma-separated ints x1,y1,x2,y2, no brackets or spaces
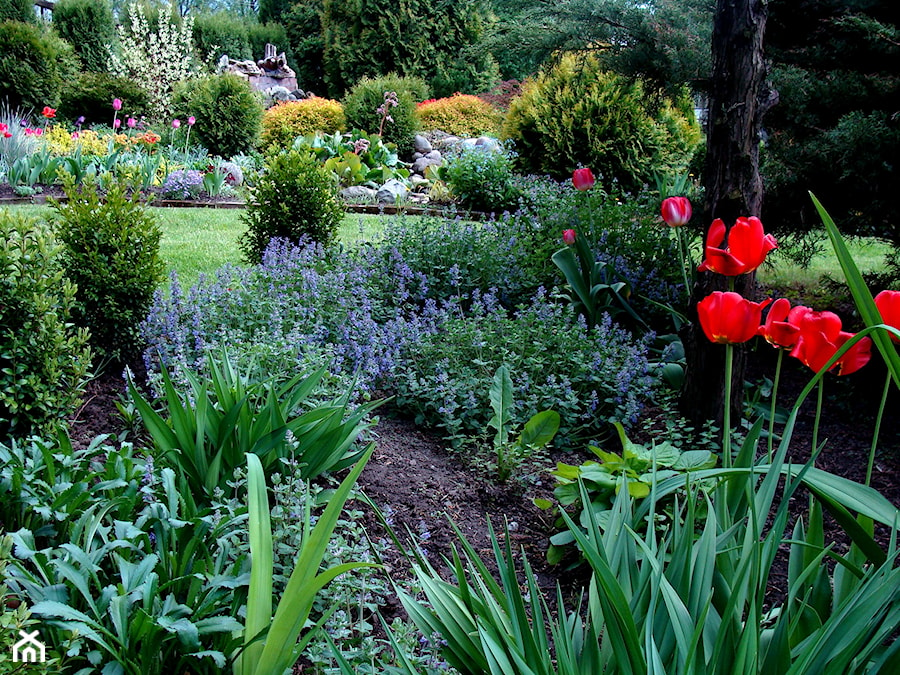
161,169,204,199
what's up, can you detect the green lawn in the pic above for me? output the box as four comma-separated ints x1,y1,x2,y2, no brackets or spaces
3,205,391,288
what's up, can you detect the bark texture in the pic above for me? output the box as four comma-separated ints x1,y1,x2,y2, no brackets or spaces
681,0,777,426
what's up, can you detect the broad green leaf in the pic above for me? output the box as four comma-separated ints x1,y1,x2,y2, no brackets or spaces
519,410,560,448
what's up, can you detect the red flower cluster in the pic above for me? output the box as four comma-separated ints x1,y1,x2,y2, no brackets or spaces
694,215,873,376
0,122,10,138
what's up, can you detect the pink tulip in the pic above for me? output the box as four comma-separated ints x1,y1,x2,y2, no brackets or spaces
187,116,195,126
113,118,121,129
172,119,181,129
661,196,692,227
112,98,122,111
127,117,136,129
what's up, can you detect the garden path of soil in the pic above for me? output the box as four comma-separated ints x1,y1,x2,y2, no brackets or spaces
69,352,900,625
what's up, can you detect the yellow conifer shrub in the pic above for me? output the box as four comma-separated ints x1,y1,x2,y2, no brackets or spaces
261,97,346,149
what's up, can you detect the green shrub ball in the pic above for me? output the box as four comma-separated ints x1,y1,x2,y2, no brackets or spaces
342,74,428,157
240,149,345,262
172,74,264,158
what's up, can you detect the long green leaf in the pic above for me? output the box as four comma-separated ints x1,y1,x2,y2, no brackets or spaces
488,365,514,448
252,444,375,675
811,192,900,388
240,452,273,675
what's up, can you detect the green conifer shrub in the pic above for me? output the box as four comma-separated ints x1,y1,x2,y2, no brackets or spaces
171,73,263,157
342,74,428,156
51,0,116,73
503,54,701,191
52,176,164,363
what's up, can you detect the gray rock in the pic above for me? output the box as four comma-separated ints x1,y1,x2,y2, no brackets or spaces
340,185,377,203
220,161,244,186
376,179,409,204
425,149,442,161
440,135,462,149
474,136,501,152
268,86,293,101
411,152,424,161
412,156,441,174
460,137,479,149
413,134,432,154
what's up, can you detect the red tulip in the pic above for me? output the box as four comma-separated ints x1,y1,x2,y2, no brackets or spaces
790,310,872,375
562,229,576,245
41,106,56,119
661,196,692,227
698,292,772,344
875,290,900,343
760,298,806,349
572,168,595,191
697,216,778,276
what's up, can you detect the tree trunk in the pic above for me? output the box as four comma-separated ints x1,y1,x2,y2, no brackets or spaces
680,0,777,427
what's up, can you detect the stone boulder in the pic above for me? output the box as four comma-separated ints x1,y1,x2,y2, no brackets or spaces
413,134,432,154
340,185,377,203
376,179,409,204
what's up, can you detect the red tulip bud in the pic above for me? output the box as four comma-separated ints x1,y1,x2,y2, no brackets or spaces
572,168,595,191
562,229,576,245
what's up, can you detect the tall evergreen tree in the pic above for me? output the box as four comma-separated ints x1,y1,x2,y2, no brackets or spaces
763,0,900,243
320,0,497,98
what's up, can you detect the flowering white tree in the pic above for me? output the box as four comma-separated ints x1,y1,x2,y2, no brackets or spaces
108,3,201,122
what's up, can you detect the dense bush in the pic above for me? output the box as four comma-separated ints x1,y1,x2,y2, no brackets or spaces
240,150,344,261
342,74,428,156
763,0,900,245
58,71,150,125
0,21,65,110
763,69,900,243
171,74,263,157
52,177,164,362
369,181,683,321
503,54,701,191
0,0,33,23
394,291,653,449
440,145,521,213
261,97,345,149
192,11,251,66
51,0,116,72
246,20,291,65
0,212,91,439
284,0,324,92
415,94,503,136
320,0,496,99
